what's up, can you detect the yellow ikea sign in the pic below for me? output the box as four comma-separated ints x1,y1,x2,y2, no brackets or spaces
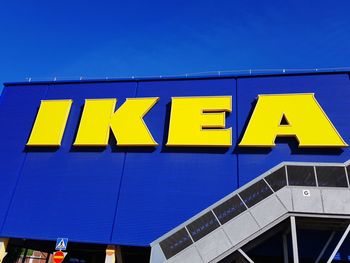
26,94,348,148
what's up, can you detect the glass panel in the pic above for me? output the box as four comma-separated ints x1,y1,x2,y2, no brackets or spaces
159,228,193,259
186,211,220,242
213,195,247,224
287,166,316,186
316,166,348,187
239,180,273,208
265,167,287,191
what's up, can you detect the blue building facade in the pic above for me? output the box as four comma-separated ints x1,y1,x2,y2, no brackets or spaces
0,72,350,252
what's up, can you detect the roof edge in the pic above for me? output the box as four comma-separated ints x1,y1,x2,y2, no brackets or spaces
3,68,350,87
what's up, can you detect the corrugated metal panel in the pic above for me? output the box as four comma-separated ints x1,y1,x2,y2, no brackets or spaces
0,85,48,232
1,82,136,243
111,79,237,245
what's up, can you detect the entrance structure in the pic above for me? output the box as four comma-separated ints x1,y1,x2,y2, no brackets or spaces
151,161,350,262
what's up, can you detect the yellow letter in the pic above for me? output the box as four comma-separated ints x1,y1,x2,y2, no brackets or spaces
27,100,72,146
239,93,347,147
74,98,159,146
110,98,159,146
166,96,232,147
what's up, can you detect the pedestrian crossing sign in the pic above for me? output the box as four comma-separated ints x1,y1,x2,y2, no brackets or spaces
55,238,68,251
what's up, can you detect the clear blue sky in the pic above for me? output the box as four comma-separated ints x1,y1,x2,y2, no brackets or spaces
1,0,350,93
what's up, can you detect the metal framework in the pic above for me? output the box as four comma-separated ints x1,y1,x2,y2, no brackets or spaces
150,160,350,263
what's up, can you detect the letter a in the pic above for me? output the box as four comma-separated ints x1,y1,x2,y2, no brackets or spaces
239,93,347,147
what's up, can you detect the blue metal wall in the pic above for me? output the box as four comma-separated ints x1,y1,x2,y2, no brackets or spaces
237,73,350,185
0,73,349,246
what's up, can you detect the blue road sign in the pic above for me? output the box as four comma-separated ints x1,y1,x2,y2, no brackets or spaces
55,238,68,251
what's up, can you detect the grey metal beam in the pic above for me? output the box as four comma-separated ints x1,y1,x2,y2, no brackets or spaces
290,216,299,263
315,231,335,263
238,249,254,263
327,224,350,263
